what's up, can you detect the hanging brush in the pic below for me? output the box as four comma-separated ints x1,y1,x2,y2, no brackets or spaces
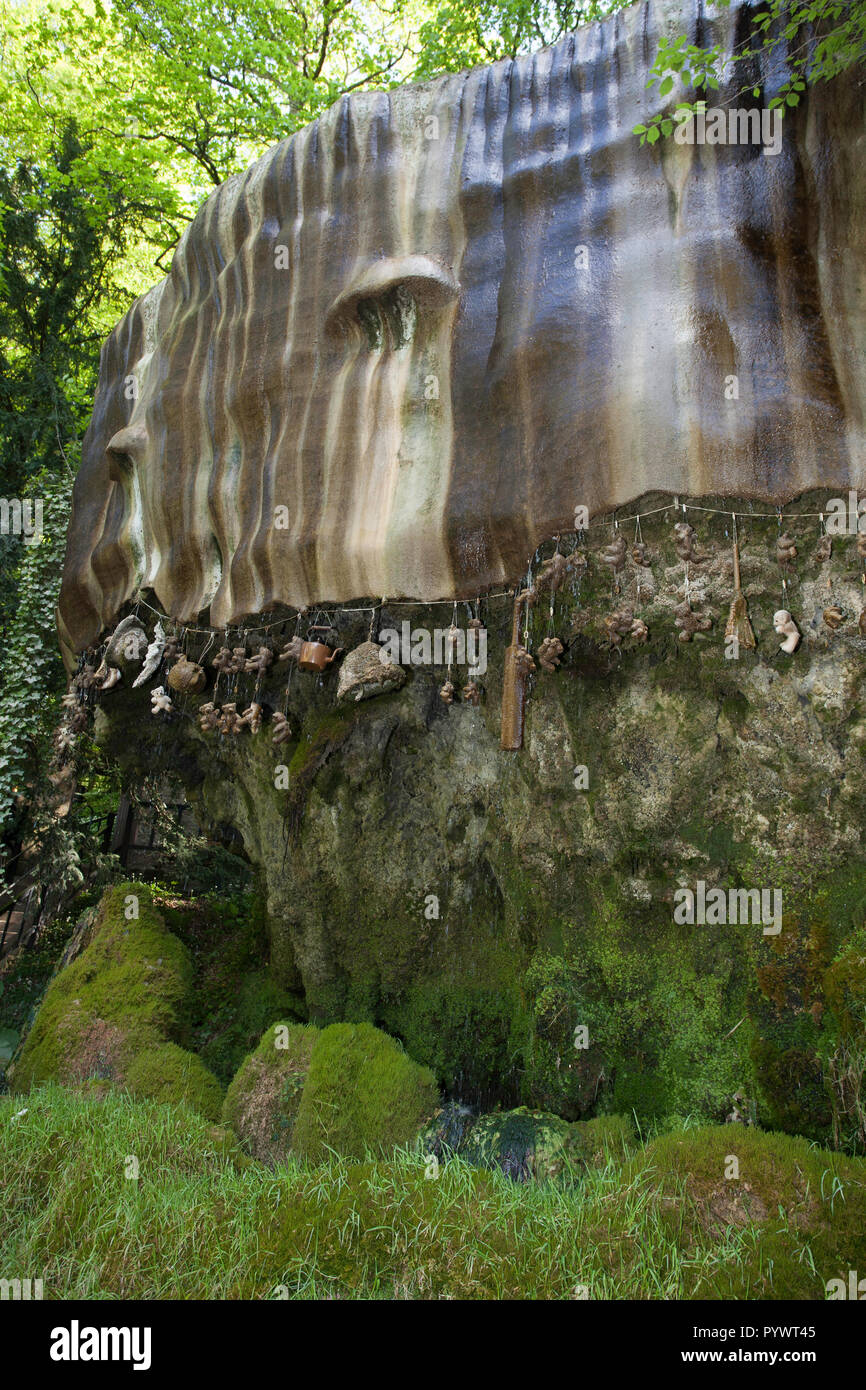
725,514,756,651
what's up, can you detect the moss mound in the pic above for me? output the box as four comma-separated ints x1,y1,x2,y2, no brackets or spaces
632,1124,866,1299
126,1043,223,1121
294,1022,439,1162
567,1113,637,1167
10,883,222,1118
222,1021,319,1164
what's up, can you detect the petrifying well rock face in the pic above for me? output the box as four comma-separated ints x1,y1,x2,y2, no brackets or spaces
57,0,866,662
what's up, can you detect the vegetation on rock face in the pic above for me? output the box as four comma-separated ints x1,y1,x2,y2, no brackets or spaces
3,1085,865,1300
88,500,866,1149
293,1022,439,1163
10,883,222,1117
222,1022,319,1166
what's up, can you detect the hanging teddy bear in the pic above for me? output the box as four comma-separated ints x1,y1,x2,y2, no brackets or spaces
198,702,221,732
674,600,712,643
218,702,245,735
278,636,304,664
212,647,235,675
673,521,702,563
462,680,482,705
604,608,648,645
244,647,273,677
271,712,293,744
602,535,627,574
150,686,173,715
776,533,798,566
240,702,263,733
537,636,564,671
773,610,801,653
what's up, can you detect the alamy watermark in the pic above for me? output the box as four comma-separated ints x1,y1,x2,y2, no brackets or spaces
379,622,487,677
674,105,782,156
674,881,782,936
0,497,43,545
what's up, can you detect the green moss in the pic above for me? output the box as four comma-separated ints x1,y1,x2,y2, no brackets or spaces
824,929,866,1039
126,1043,223,1120
10,883,197,1098
294,1022,439,1162
633,1124,866,1300
458,1107,574,1182
222,1021,319,1165
567,1113,636,1167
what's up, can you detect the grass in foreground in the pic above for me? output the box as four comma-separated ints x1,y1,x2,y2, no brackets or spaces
1,1085,864,1300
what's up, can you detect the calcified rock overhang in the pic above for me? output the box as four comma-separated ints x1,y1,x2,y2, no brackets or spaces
57,0,866,666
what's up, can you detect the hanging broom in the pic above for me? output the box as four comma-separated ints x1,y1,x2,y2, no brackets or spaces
725,517,756,651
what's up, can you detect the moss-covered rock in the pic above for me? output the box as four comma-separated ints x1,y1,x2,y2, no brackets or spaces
631,1124,866,1299
9,883,222,1118
458,1107,573,1181
126,1043,223,1120
222,1021,319,1164
293,1022,439,1162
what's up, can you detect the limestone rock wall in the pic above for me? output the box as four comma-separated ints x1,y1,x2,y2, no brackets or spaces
58,0,866,662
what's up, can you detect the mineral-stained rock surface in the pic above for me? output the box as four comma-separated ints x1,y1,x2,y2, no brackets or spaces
89,496,866,1140
57,0,866,663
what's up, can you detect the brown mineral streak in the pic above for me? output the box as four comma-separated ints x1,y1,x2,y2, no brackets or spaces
57,0,866,665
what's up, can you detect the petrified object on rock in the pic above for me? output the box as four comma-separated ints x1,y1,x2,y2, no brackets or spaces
55,0,866,667
132,620,166,688
602,535,627,573
604,608,647,646
241,702,263,733
776,532,798,564
212,647,235,674
462,680,482,705
277,636,304,664
271,712,293,744
244,646,273,677
218,702,244,734
336,641,406,704
230,647,248,674
150,685,173,714
198,701,221,732
824,606,845,630
814,534,832,563
297,640,343,673
439,680,456,705
537,636,565,671
674,601,712,643
673,522,701,563
522,550,582,605
167,656,207,694
103,614,147,668
97,666,121,692
725,534,756,651
773,609,801,654
501,596,535,751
